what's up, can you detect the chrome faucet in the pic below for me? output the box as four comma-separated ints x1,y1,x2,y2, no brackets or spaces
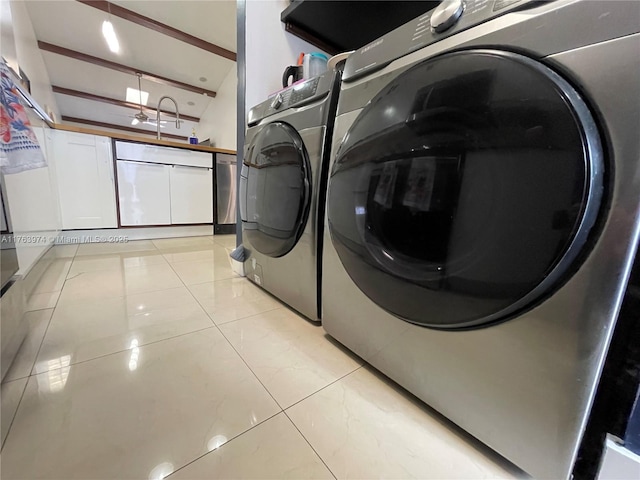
156,95,181,140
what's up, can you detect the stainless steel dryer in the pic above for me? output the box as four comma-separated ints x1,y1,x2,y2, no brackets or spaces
322,1,640,478
240,70,341,321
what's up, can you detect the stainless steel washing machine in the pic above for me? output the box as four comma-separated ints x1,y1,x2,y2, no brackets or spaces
240,69,341,321
321,1,640,478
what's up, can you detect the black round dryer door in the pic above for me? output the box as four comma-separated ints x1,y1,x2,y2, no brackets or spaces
328,49,604,329
242,121,312,258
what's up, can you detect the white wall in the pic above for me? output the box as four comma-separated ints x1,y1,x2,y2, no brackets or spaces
197,67,237,150
1,0,62,275
199,0,322,150
244,0,326,115
4,0,60,121
0,0,18,72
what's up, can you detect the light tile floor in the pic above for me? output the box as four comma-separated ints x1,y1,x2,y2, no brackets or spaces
1,235,527,479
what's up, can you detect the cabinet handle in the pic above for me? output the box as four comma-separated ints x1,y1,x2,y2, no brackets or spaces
172,164,211,171
146,145,192,154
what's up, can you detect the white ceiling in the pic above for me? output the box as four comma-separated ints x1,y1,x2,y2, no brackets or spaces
42,52,211,117
25,0,237,138
111,0,237,53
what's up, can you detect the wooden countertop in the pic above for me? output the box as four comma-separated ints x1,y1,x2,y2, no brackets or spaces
52,123,237,155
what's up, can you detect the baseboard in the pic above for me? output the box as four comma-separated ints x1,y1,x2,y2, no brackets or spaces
56,225,214,243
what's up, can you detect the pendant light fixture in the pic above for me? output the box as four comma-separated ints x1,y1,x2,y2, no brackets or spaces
131,73,148,125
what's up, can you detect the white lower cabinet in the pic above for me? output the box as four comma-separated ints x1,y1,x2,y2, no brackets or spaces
117,161,172,226
51,131,117,229
169,165,213,224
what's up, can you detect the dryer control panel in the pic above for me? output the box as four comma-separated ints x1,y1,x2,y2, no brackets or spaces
343,0,540,82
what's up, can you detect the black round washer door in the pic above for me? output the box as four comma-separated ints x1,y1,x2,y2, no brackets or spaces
328,49,604,329
243,121,311,258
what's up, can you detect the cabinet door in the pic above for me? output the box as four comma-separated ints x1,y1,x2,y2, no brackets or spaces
117,161,171,226
169,165,213,224
52,131,117,229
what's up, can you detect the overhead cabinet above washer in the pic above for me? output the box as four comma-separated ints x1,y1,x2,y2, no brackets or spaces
281,0,440,53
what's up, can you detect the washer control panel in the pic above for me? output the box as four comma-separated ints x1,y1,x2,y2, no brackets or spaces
430,0,464,33
288,77,321,106
248,72,333,126
271,93,284,110
344,0,539,82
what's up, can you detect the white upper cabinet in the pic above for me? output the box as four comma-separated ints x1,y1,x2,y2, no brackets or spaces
169,165,213,224
50,131,117,229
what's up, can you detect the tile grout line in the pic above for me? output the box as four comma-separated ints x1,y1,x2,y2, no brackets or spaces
48,283,198,312
163,241,293,408
164,244,220,329
164,410,283,479
207,304,285,327
213,323,286,410
7,239,264,453
57,242,187,309
2,283,61,451
28,244,118,380
160,239,326,478
282,408,339,480
26,250,74,309
3,237,349,475
5,309,56,383
2,239,76,448
161,241,287,412
285,364,365,413
171,273,238,289
160,239,276,331
164,253,239,287
4,238,214,448
22,242,205,377
277,365,367,480
162,245,350,434
0,378,28,453
168,238,365,439
25,268,66,371
19,324,219,379
20,305,55,313
25,238,228,377
159,250,232,265
197,274,363,480
164,256,285,327
163,238,289,474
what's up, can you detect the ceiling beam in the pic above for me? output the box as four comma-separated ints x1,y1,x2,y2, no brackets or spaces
38,41,216,97
77,0,236,62
61,115,188,141
52,86,200,122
